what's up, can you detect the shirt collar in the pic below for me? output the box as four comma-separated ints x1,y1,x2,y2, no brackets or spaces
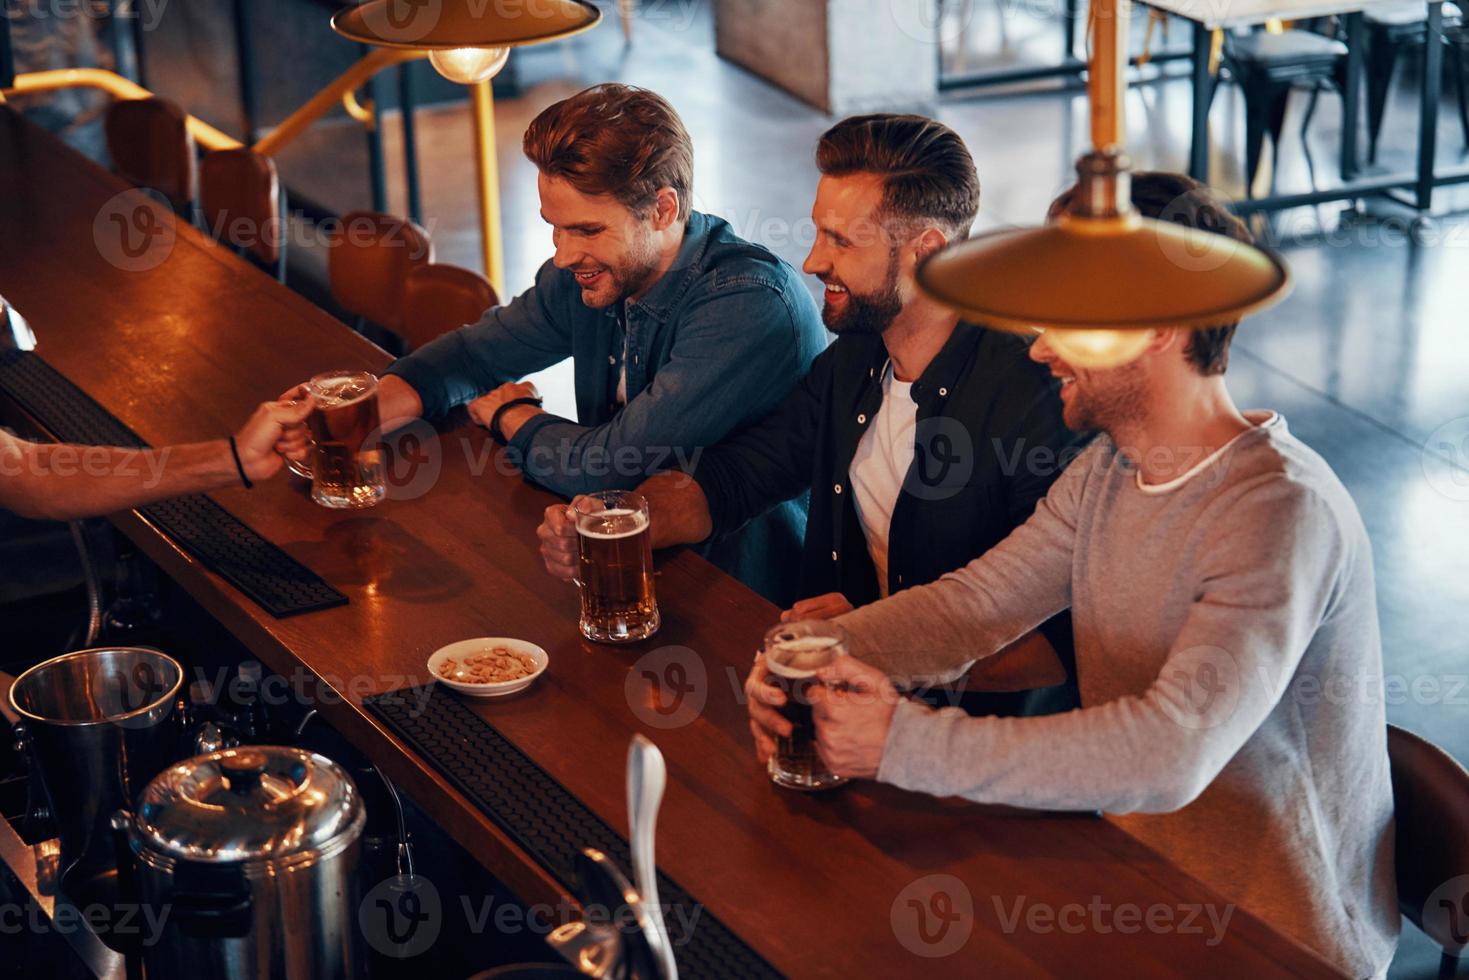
861,320,984,398
625,211,714,324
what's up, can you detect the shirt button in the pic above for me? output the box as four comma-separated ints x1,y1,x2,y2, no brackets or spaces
831,551,839,562
608,355,616,365
834,484,843,494
857,414,867,424
939,387,949,397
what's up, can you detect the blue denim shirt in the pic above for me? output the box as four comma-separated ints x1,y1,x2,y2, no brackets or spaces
386,211,827,601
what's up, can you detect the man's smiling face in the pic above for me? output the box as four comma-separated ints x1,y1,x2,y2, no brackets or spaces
539,173,665,309
802,173,906,336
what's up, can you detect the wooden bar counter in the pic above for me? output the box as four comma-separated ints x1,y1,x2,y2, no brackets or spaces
0,108,1342,978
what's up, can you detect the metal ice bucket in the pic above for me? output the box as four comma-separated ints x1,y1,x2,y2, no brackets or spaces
8,647,182,881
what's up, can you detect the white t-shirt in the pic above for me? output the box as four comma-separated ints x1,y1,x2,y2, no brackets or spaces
849,363,918,598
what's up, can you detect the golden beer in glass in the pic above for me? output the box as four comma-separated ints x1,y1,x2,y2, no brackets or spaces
287,370,385,509
574,491,659,643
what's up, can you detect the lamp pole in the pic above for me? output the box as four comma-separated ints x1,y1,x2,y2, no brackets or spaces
1,0,16,91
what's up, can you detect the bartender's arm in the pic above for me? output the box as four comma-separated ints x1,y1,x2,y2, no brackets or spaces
0,396,313,521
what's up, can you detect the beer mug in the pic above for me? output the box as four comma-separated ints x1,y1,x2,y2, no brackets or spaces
573,491,660,644
285,370,386,509
762,621,849,791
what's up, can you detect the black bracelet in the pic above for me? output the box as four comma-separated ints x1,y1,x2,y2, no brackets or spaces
489,397,544,446
228,436,254,489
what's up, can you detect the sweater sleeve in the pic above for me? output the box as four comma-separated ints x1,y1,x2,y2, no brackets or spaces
874,478,1348,814
830,440,1102,684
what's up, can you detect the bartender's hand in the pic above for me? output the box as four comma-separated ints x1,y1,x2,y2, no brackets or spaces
270,384,313,466
809,655,901,780
468,381,542,441
743,654,792,764
780,592,854,623
234,394,315,481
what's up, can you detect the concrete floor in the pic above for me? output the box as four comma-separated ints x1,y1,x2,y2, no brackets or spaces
364,8,1469,974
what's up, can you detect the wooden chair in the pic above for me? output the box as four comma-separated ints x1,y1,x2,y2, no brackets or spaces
327,210,434,334
1388,724,1469,977
103,96,198,216
401,263,499,352
199,148,287,281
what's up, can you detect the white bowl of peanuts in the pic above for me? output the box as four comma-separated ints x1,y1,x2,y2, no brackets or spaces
427,638,549,698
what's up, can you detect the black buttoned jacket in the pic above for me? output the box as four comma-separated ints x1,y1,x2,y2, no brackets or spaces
691,322,1090,715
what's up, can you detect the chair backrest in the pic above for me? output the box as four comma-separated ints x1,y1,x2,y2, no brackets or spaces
104,97,198,214
401,264,499,351
328,210,434,332
199,148,283,273
1389,724,1469,955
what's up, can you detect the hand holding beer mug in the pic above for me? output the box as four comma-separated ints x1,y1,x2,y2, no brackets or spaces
285,370,386,509
573,491,660,643
760,621,849,791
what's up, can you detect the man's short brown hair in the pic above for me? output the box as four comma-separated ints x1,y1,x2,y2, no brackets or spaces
523,84,694,221
1048,171,1254,376
815,114,980,239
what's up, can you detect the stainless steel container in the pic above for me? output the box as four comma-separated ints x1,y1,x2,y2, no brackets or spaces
121,746,367,979
8,647,183,881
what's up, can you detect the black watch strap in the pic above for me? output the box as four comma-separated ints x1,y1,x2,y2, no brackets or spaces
489,397,543,446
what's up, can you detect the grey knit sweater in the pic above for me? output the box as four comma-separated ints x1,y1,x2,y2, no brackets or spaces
835,414,1398,977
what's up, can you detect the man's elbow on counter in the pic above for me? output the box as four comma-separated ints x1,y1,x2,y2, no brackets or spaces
1113,754,1219,815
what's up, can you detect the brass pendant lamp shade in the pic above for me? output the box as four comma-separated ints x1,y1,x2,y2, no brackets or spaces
916,0,1291,361
331,0,602,51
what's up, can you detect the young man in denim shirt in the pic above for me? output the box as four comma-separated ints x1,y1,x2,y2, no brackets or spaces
347,84,827,601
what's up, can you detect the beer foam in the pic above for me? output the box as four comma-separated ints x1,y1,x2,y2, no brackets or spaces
577,508,649,540
766,635,842,678
313,377,374,408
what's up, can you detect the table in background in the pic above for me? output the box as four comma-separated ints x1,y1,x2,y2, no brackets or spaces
1141,0,1469,214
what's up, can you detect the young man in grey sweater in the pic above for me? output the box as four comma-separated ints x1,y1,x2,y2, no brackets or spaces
743,173,1398,977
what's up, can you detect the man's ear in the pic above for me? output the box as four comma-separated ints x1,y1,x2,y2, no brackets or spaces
1147,328,1184,357
913,227,950,264
650,187,681,230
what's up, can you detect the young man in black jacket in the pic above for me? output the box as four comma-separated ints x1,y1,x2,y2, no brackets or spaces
538,115,1088,714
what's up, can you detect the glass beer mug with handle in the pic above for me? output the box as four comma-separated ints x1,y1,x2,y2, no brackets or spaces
286,370,386,509
762,621,850,791
573,491,660,644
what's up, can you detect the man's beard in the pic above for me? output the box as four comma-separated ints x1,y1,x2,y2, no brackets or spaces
823,249,903,336
577,241,664,309
1065,362,1149,434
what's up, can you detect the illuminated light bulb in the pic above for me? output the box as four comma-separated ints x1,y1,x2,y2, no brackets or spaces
428,46,511,84
1042,328,1155,370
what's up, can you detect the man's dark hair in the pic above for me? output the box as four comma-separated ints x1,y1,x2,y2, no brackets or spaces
524,84,694,221
1048,171,1254,377
815,114,980,240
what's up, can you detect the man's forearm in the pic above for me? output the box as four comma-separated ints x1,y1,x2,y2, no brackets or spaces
0,440,239,521
377,375,425,432
637,471,713,549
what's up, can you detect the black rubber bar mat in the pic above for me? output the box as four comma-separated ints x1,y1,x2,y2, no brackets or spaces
0,350,348,618
365,685,785,979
